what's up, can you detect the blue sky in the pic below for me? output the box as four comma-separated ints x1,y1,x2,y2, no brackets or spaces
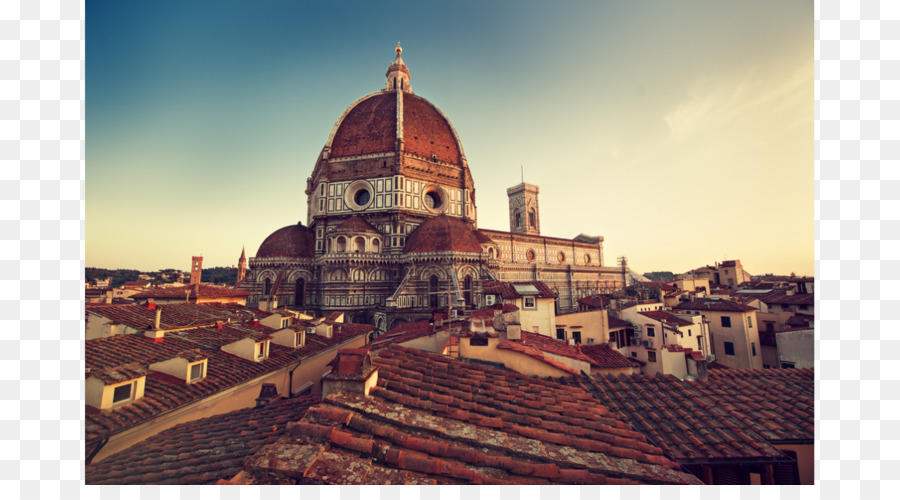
87,0,813,275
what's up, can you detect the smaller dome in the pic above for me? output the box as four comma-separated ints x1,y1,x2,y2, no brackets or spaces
333,215,381,234
256,222,315,259
404,215,482,254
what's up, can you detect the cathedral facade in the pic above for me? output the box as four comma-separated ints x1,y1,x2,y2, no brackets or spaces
238,45,624,332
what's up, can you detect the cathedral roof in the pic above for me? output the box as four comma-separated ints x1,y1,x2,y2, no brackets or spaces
328,91,463,164
333,215,381,234
325,46,464,165
403,214,482,254
256,222,315,259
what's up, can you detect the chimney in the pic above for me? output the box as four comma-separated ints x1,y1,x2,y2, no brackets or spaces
506,323,521,341
154,306,161,330
322,349,378,399
255,383,280,408
146,298,156,310
216,321,224,330
250,318,260,327
144,329,164,342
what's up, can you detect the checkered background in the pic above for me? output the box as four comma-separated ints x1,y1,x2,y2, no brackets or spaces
0,0,887,498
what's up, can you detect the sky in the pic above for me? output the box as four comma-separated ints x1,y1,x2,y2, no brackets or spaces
86,0,813,276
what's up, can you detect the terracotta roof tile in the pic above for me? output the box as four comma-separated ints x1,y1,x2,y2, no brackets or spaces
220,345,701,485
131,285,250,300
673,298,756,313
85,322,373,446
85,302,252,331
556,370,812,466
579,344,634,369
86,394,319,484
403,215,483,254
482,281,557,299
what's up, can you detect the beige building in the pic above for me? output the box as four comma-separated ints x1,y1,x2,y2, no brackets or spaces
678,260,751,290
674,298,762,370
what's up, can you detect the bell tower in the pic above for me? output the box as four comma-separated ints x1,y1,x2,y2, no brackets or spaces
237,247,247,283
190,256,203,285
507,182,540,235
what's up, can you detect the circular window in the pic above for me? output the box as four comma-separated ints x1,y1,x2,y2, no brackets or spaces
421,185,447,213
558,251,565,263
584,254,591,264
526,249,536,262
344,180,374,211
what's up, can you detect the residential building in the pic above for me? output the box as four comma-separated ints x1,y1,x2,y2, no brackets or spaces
482,281,557,336
678,260,751,290
673,298,762,370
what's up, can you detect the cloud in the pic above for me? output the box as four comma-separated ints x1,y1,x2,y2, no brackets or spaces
663,61,812,142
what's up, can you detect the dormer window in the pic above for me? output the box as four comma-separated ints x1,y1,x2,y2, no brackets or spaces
282,318,291,328
256,341,269,361
189,362,204,382
523,297,536,309
112,382,135,406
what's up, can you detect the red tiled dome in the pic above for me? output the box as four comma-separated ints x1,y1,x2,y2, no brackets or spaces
403,215,482,254
256,223,315,259
329,92,462,165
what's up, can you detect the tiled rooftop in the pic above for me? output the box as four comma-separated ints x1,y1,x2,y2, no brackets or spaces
85,302,251,331
608,316,632,330
131,284,250,300
699,368,814,443
638,310,695,328
517,331,594,365
577,295,612,309
673,298,756,313
579,344,634,369
560,371,807,464
334,215,381,234
494,340,581,376
86,394,320,484
224,345,703,485
403,214,483,254
85,321,373,446
482,281,557,299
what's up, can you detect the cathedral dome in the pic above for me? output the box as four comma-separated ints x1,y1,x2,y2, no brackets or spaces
328,92,463,164
256,222,315,259
404,214,482,254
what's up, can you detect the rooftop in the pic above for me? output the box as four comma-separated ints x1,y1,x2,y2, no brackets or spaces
86,394,320,484
222,345,702,485
85,321,373,446
482,281,557,300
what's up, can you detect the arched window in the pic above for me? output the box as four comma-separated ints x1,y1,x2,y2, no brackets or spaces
263,278,272,296
429,276,439,309
529,208,536,227
337,236,347,252
372,239,380,253
295,278,305,306
488,247,495,259
354,236,365,253
515,211,521,228
463,276,473,305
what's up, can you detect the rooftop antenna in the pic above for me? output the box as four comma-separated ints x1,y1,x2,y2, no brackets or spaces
521,165,524,183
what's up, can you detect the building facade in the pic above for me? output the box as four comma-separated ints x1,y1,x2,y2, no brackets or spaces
238,46,624,332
